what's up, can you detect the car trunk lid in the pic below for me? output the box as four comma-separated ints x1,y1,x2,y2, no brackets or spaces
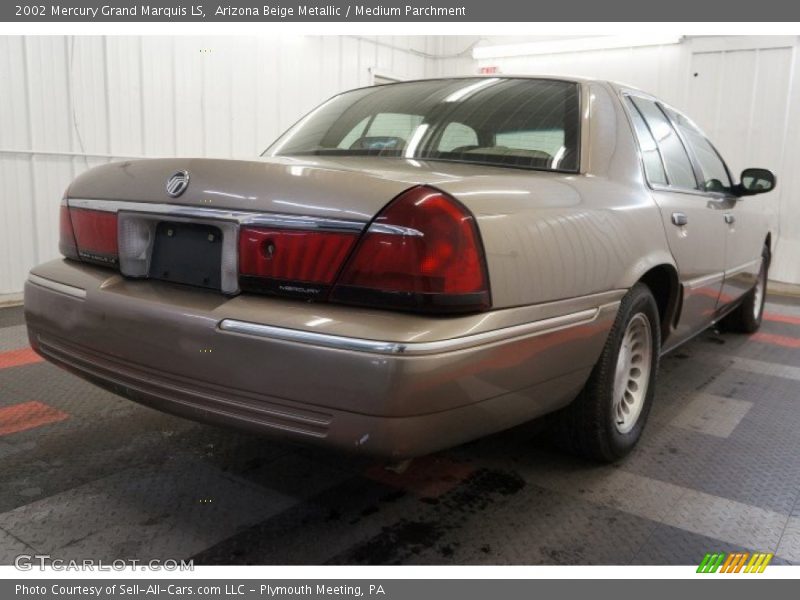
67,156,464,220
62,156,571,311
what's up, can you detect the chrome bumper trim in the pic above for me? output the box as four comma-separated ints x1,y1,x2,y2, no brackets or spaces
218,305,609,356
28,274,87,300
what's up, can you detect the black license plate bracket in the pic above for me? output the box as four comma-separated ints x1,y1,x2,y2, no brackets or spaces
149,221,223,290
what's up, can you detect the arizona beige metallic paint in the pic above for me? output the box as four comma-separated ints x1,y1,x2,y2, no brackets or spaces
24,77,776,459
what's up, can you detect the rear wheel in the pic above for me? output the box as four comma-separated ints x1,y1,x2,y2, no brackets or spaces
720,245,769,334
552,282,660,462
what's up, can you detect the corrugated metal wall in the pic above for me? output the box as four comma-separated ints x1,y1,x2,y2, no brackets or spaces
467,35,800,285
0,35,442,297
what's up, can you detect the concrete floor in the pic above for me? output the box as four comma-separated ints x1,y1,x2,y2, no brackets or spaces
1,294,800,565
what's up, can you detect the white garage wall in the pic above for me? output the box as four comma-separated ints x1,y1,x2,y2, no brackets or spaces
0,35,443,298
461,35,800,285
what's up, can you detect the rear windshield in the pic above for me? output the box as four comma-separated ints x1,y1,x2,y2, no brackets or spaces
265,78,581,172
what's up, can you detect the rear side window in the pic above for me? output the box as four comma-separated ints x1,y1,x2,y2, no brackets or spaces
626,98,667,185
664,107,732,193
630,97,698,190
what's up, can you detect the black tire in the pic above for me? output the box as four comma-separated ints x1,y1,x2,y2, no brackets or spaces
720,245,769,334
551,282,661,462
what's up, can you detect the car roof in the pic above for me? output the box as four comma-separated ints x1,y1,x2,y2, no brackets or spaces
362,74,654,97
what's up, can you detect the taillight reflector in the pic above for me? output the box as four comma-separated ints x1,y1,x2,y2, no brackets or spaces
58,205,79,260
238,228,357,297
69,208,119,265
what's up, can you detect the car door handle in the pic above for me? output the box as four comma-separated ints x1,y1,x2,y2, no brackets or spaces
724,213,736,225
671,212,688,227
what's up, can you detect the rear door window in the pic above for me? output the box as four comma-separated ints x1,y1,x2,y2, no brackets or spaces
630,97,698,190
626,98,668,185
664,107,732,193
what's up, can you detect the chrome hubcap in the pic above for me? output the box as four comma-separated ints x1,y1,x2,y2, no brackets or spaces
612,313,652,434
753,259,766,321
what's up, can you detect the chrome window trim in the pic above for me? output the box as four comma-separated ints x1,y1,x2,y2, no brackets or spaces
67,198,368,233
218,305,611,356
28,274,87,299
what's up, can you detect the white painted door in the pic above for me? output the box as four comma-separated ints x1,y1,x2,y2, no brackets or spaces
686,47,792,296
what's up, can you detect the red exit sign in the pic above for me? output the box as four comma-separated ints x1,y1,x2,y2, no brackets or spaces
479,66,499,74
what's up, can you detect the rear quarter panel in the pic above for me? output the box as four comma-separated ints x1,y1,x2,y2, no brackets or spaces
449,81,675,308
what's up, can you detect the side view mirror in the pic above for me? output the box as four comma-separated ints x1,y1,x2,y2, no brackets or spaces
734,168,776,196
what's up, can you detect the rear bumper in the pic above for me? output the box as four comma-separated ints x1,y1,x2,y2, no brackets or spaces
24,259,622,458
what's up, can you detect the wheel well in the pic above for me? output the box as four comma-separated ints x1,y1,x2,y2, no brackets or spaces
763,233,773,269
639,265,680,343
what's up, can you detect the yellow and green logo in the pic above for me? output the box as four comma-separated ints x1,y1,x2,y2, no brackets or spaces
697,552,773,573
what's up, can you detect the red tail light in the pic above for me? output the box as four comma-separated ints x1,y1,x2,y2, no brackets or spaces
58,205,79,260
64,207,119,266
331,186,491,313
238,228,358,298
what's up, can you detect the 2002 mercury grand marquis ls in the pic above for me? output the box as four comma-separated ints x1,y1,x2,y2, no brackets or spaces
24,76,777,462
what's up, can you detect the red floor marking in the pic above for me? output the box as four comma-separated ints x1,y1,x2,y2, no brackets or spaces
763,312,800,326
751,332,800,349
0,400,69,436
365,456,475,499
0,347,43,370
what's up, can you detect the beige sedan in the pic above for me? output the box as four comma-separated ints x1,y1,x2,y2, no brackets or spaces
24,76,776,462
